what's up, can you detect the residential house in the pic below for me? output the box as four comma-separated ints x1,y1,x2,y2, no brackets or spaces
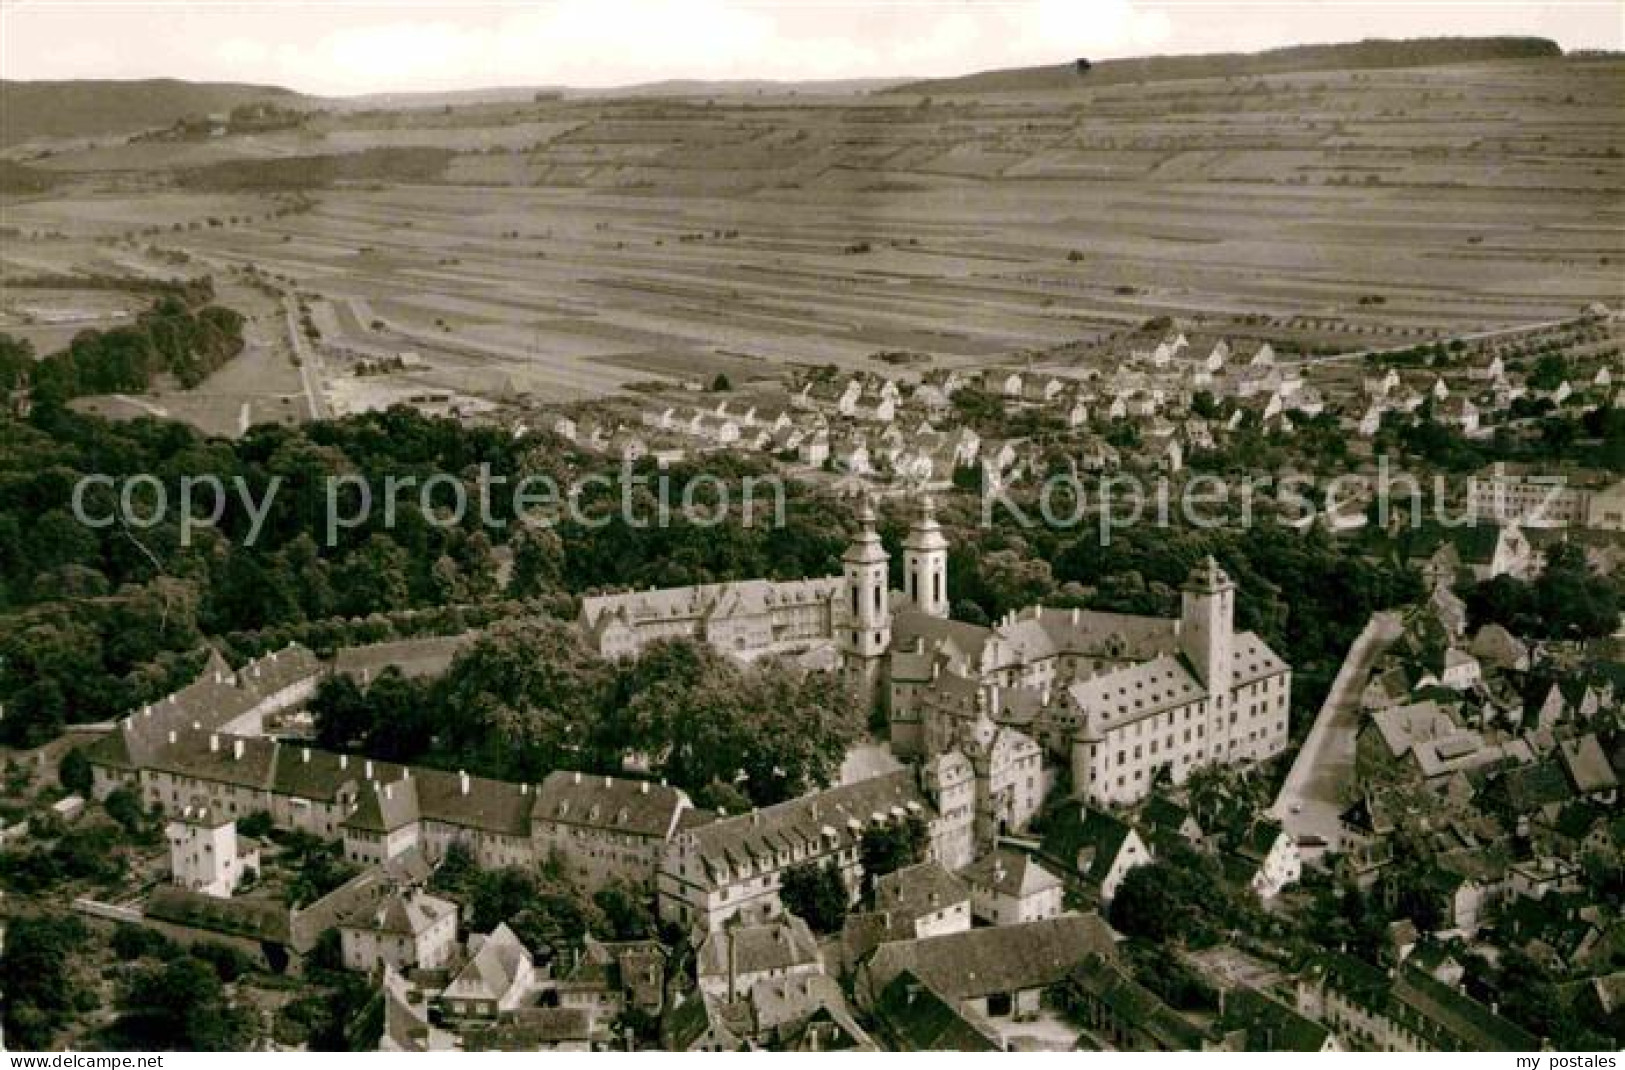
1229,819,1301,900
959,849,1064,926
440,923,535,1020
1296,953,1540,1051
856,912,1119,1024
1064,952,1209,1051
696,915,823,1001
873,862,973,938
1039,804,1152,905
339,889,458,974
869,971,1003,1051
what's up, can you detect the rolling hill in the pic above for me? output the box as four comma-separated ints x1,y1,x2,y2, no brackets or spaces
0,78,310,145
884,36,1563,95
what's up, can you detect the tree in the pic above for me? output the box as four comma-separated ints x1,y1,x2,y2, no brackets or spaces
1107,863,1188,944
593,878,656,941
58,745,93,795
779,862,849,934
437,618,612,781
104,784,150,838
509,527,564,597
310,674,373,751
238,810,274,839
118,955,255,1050
859,815,929,896
710,373,732,392
1,914,86,1049
610,641,863,806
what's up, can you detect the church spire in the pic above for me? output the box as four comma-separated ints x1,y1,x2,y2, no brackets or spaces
903,493,949,618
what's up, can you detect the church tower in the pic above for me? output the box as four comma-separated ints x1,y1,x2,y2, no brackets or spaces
841,494,891,708
902,493,949,619
1180,556,1235,699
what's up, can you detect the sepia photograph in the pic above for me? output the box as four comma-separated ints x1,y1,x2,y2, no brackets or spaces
0,0,1621,1056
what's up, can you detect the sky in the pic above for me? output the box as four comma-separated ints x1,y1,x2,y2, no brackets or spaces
3,0,1621,96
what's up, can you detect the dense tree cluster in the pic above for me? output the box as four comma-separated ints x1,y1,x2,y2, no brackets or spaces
1,914,91,1049
1,294,244,403
429,844,654,952
1377,402,1625,473
114,955,257,1050
311,628,865,805
0,403,857,747
1466,541,1623,640
1106,840,1267,948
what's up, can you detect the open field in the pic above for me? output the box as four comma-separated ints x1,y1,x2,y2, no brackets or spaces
0,285,150,352
3,55,1620,415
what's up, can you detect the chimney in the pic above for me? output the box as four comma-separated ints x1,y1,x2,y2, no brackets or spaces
302,747,311,763
460,770,471,796
167,729,177,745
209,733,220,753
365,759,374,779
340,754,348,770
573,771,582,785
384,783,393,800
640,781,649,795
604,775,612,788
521,783,529,795
232,738,245,760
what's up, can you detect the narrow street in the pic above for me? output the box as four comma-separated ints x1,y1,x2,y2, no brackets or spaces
1270,611,1403,859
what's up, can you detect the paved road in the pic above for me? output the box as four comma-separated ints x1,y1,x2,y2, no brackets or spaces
1282,315,1583,368
1271,611,1403,859
284,298,328,420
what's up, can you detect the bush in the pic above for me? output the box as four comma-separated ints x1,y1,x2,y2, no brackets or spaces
112,925,177,962
103,785,148,836
192,940,258,983
58,747,93,795
237,811,274,839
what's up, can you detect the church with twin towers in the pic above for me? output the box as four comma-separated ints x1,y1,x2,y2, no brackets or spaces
578,495,1292,812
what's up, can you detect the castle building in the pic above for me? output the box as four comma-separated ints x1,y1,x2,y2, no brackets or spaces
887,543,1290,807
657,768,974,934
578,577,845,661
584,496,1291,816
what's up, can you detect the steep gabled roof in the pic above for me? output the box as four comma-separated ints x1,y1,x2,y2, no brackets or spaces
1040,805,1142,886
870,971,1002,1052
1217,985,1333,1051
861,913,1118,1005
697,915,820,983
534,770,690,840
443,923,530,1004
959,848,1062,900
343,776,421,834
1067,951,1209,1050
